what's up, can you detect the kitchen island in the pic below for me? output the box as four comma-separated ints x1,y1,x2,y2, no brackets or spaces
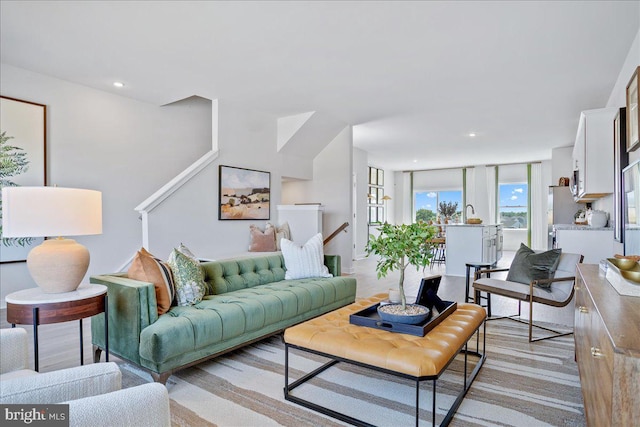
445,224,503,276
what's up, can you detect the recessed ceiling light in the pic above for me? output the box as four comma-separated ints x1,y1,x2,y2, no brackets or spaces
468,132,476,137
413,159,418,163
113,82,125,88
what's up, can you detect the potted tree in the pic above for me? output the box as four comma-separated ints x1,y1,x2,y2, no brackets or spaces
438,201,458,222
365,221,437,324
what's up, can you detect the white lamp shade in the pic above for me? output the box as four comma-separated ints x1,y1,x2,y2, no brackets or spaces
2,186,102,238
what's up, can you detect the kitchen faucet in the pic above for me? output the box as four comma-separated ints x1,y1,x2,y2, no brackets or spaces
466,204,475,217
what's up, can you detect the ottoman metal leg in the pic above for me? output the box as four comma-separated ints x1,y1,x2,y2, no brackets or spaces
284,318,486,426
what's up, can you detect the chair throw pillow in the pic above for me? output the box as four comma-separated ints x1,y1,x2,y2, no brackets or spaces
248,224,277,252
127,248,175,315
281,233,332,280
168,248,207,306
506,243,562,289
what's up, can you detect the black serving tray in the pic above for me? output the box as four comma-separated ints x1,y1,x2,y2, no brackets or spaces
349,301,457,337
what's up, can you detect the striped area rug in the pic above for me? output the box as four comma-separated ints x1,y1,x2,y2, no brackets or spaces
120,318,585,426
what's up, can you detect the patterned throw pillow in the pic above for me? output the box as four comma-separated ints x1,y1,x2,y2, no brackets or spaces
248,224,277,252
267,221,291,250
128,248,175,315
168,248,207,306
176,242,197,260
281,233,332,280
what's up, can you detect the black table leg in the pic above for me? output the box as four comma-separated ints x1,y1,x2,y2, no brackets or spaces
32,307,39,372
465,265,471,303
105,294,109,362
79,318,84,365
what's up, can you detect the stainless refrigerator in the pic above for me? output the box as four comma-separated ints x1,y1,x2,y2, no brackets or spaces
548,186,582,249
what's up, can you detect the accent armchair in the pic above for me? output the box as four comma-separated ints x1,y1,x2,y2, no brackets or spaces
0,328,170,427
473,251,583,342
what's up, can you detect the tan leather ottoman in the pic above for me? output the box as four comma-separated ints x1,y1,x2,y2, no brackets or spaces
284,294,487,426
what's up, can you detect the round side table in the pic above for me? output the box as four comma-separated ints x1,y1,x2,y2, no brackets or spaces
6,283,108,371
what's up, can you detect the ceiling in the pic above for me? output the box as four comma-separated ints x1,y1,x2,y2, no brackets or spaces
1,1,638,171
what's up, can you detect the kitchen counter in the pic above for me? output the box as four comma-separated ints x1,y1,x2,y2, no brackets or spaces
553,223,612,231
553,225,614,263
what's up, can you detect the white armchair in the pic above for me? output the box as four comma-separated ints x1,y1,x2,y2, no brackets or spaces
0,328,170,427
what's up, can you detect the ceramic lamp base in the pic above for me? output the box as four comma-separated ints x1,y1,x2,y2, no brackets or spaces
27,238,90,293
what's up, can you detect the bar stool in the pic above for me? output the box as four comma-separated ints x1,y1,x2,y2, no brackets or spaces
427,237,446,268
465,261,492,317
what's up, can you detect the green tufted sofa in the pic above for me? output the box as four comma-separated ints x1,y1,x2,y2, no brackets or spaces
90,254,356,383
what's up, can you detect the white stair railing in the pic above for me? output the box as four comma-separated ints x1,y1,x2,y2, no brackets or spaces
117,100,219,272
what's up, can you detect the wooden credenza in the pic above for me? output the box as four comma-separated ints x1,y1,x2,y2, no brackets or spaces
574,264,640,426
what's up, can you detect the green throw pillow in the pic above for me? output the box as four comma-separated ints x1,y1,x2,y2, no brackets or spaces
506,243,562,289
168,248,207,306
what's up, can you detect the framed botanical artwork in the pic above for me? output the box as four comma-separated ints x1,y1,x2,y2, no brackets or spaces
614,108,629,243
218,165,270,220
626,66,640,152
0,96,47,263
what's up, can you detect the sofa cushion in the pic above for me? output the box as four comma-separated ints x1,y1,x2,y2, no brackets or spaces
202,254,286,294
138,276,356,364
128,248,175,315
281,233,332,280
168,249,207,306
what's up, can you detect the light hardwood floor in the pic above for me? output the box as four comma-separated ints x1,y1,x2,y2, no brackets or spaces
1,251,577,373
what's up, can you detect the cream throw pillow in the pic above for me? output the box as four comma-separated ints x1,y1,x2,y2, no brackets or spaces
281,233,332,280
267,221,291,250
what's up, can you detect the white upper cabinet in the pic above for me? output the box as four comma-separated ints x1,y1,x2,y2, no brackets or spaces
572,108,617,201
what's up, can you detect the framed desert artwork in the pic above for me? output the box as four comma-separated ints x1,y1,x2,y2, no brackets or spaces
218,165,270,220
626,66,640,152
0,96,47,263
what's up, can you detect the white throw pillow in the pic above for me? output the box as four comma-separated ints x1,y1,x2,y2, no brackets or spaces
281,233,333,280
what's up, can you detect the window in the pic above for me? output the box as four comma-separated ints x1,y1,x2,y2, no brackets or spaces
499,182,528,228
368,166,385,224
415,190,462,223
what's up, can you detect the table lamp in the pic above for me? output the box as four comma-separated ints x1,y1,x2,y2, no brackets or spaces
1,186,102,293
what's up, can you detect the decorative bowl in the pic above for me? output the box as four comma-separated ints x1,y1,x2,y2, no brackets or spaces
466,218,482,224
620,270,640,285
609,257,639,270
377,304,432,325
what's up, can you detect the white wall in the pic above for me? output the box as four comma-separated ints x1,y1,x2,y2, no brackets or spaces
0,65,356,305
605,29,640,255
551,146,574,183
383,169,395,224
0,64,212,306
282,127,354,273
353,148,369,259
146,100,282,260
